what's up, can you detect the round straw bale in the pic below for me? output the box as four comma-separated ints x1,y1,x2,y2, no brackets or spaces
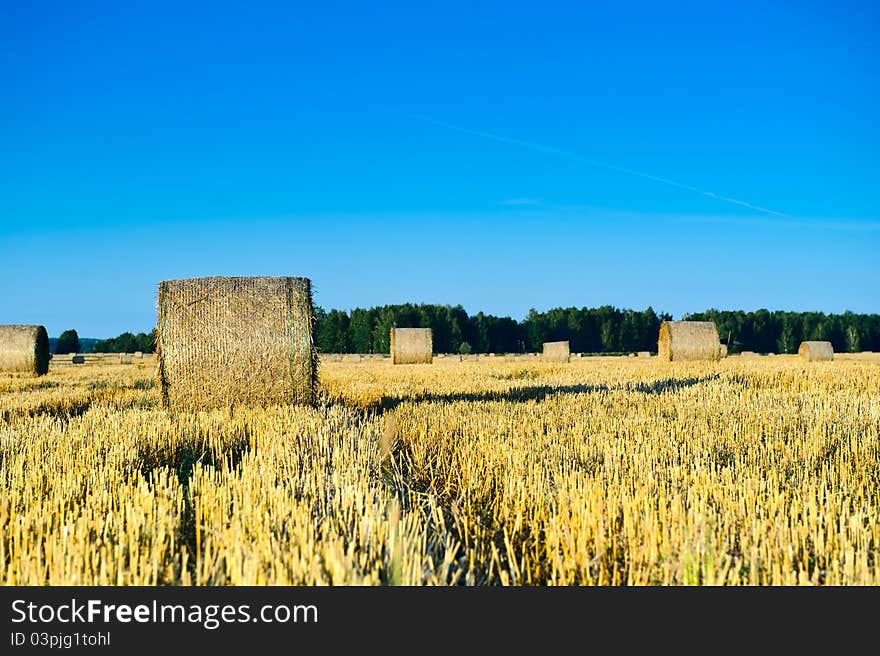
798,341,833,362
0,325,50,375
157,276,317,410
542,340,570,363
637,351,652,358
390,327,433,364
657,321,721,362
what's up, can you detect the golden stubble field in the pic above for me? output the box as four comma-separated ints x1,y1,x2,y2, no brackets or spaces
1,354,878,585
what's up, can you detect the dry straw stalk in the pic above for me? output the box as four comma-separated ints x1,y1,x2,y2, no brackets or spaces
657,321,721,362
542,340,570,363
798,341,833,362
0,325,50,375
157,276,317,410
390,328,433,364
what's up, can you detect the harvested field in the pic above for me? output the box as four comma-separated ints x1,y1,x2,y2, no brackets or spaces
2,354,879,585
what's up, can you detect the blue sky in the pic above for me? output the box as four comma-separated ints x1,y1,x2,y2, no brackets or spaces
1,1,877,337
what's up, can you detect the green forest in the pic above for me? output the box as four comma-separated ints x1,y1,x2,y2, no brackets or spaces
315,304,880,355
79,305,880,355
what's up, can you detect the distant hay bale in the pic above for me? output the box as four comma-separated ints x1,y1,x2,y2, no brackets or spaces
0,325,50,375
120,353,133,364
798,341,833,362
637,351,652,359
390,328,432,364
157,276,317,411
71,355,85,364
740,351,758,358
542,341,570,363
134,351,143,358
627,353,636,358
657,321,721,362
719,344,728,358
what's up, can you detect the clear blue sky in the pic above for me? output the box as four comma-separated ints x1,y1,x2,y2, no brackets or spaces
1,1,877,337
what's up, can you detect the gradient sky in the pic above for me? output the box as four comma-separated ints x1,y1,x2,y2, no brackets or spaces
1,1,878,337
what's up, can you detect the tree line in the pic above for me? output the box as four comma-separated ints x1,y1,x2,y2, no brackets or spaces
684,309,880,354
91,330,157,354
316,304,670,354
68,306,880,355
317,304,880,355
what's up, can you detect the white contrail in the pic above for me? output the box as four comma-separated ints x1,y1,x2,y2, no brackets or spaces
415,115,791,218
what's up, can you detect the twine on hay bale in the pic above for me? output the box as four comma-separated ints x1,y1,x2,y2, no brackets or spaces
542,341,570,363
657,321,721,362
0,325,50,375
798,341,833,362
156,276,317,411
390,327,433,364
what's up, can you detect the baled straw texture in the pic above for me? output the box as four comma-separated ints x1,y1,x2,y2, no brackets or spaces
120,354,133,364
157,276,317,410
657,321,721,362
542,340,570,363
798,341,833,362
0,325,49,375
390,327,433,364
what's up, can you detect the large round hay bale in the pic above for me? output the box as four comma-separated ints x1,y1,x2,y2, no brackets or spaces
157,276,317,410
798,341,833,362
657,321,721,362
390,327,432,364
542,340,570,363
0,325,50,375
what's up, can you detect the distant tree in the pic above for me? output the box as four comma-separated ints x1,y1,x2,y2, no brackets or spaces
458,341,472,355
55,329,80,354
